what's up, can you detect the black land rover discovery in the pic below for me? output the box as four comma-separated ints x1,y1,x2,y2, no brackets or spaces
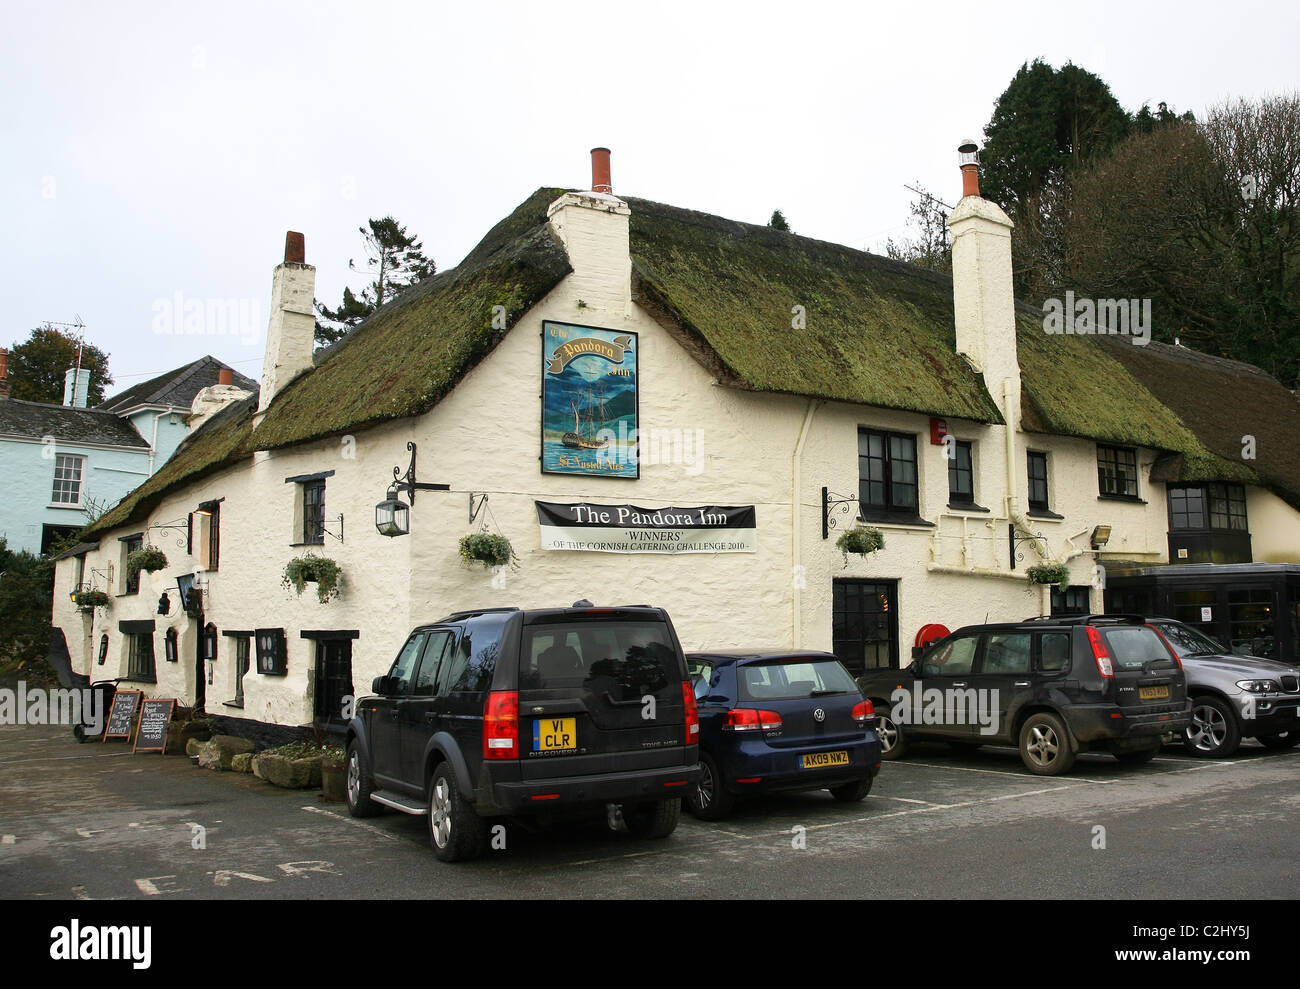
345,603,701,861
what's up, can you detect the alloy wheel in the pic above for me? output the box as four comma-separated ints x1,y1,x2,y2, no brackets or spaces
1024,724,1060,767
429,777,452,849
695,759,714,811
346,752,360,805
1187,703,1228,753
876,714,899,753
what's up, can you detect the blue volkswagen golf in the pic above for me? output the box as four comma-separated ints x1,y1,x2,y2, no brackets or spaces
684,650,881,820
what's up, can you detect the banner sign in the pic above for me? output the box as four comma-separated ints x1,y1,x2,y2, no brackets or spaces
536,501,757,554
541,321,638,479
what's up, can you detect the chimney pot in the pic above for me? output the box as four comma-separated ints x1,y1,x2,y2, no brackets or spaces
285,231,306,264
217,368,234,386
958,139,981,199
590,147,612,195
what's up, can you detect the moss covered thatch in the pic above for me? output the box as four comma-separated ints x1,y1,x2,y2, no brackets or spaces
250,187,571,451
83,394,258,538
626,198,1004,424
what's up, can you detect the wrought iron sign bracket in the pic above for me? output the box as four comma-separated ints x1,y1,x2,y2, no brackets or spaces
822,487,863,540
390,442,450,505
469,493,489,524
147,517,192,550
319,514,345,542
1008,523,1049,571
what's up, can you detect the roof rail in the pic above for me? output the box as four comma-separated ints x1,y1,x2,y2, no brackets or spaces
440,607,521,622
1021,614,1146,625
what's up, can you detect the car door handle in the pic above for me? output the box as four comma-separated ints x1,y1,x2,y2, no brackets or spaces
389,710,399,722
951,681,968,688
1014,681,1030,687
424,712,437,722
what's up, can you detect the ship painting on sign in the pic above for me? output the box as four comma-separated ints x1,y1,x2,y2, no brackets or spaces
541,321,639,478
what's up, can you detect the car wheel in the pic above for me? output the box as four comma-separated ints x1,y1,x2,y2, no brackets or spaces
1018,712,1076,775
829,776,873,802
685,752,735,820
624,798,680,839
427,761,488,862
1113,744,1160,765
1256,731,1300,750
1183,696,1241,758
874,702,909,760
344,739,380,818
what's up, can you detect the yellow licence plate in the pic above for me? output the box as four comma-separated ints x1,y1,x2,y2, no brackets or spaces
802,750,850,769
1139,686,1170,701
533,717,576,751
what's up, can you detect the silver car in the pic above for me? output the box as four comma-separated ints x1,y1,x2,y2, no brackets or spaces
1149,618,1300,758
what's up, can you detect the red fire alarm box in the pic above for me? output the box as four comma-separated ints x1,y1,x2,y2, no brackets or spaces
930,418,948,445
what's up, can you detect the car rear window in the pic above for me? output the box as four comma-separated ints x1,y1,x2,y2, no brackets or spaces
1100,626,1178,670
737,658,857,701
520,621,678,699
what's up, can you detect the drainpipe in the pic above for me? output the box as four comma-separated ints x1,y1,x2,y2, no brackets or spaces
1002,379,1017,520
791,400,819,649
148,410,170,475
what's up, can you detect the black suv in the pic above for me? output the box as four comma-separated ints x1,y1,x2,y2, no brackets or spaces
345,603,701,861
856,615,1192,775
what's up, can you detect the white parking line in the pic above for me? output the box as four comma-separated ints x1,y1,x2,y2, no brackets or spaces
891,760,1122,785
300,804,405,841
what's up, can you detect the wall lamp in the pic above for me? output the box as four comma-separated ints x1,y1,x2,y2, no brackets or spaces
1091,524,1112,550
375,442,449,537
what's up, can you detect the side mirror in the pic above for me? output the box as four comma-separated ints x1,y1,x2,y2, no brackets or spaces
911,645,924,660
907,659,922,678
371,676,390,695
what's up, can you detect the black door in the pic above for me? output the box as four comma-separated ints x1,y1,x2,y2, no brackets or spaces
372,632,426,785
194,614,206,713
314,639,355,733
398,628,457,786
832,579,899,674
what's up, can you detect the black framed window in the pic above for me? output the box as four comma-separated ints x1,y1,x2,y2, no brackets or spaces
1051,585,1091,616
858,428,918,517
1097,445,1139,499
1027,452,1050,511
947,441,974,506
1168,483,1247,532
127,633,156,682
831,579,898,674
197,501,221,570
302,481,326,545
256,628,288,675
124,534,143,595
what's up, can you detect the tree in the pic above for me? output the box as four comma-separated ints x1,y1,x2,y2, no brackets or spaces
315,216,437,346
1066,95,1300,386
767,210,791,232
0,536,56,679
6,327,113,406
884,184,952,274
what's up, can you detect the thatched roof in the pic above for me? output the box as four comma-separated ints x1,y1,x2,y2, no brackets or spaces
79,187,1300,537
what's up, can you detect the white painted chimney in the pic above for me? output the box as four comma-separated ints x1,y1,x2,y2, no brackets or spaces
947,138,1021,410
63,366,91,408
546,148,632,318
258,231,316,414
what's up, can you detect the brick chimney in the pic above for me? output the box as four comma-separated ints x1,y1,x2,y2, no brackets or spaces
947,138,1020,409
546,148,632,317
0,348,9,399
258,231,316,414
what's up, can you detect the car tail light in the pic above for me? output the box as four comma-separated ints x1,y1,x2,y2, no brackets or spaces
681,681,699,745
482,690,518,760
1146,624,1183,671
851,699,875,724
1086,627,1114,678
723,708,783,731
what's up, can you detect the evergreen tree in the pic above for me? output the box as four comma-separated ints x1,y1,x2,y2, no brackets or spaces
767,209,791,232
315,216,436,346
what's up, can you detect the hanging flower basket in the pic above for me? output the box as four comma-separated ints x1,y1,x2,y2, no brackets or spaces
1026,562,1071,590
74,589,110,611
835,525,886,565
282,555,342,603
126,546,169,578
458,533,518,571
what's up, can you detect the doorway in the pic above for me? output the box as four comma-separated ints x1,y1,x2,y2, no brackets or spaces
832,579,899,674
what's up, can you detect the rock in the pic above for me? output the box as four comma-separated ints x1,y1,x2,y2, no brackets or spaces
197,734,255,771
251,754,321,789
230,752,253,773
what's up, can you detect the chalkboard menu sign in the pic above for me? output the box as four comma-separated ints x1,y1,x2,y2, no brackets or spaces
133,698,175,754
102,689,142,742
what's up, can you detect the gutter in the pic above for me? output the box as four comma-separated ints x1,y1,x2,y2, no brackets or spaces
791,399,819,649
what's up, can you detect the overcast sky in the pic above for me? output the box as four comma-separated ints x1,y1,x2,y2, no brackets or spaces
3,0,1296,399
